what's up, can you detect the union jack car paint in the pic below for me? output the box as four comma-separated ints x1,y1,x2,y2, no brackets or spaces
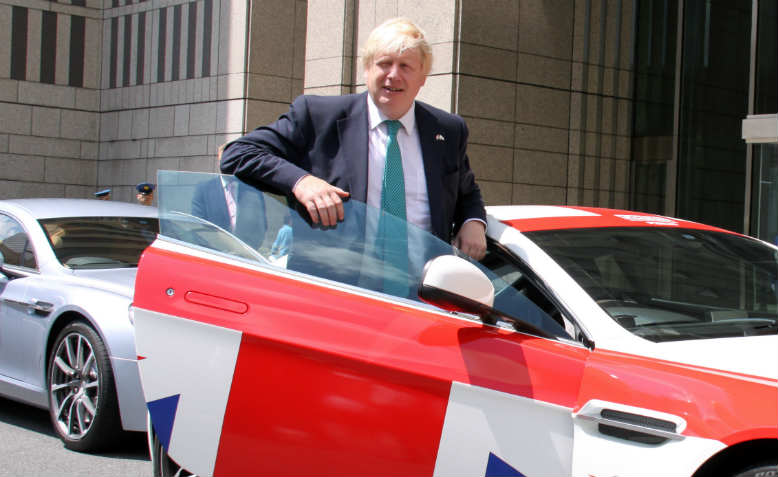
133,172,777,477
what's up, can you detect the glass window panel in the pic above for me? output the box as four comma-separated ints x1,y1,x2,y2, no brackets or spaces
0,214,36,269
676,0,751,232
752,144,778,244
755,0,777,114
630,0,678,214
156,171,493,304
39,217,158,269
527,226,778,342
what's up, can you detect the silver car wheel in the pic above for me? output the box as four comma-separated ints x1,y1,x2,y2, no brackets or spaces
50,331,99,439
47,320,121,452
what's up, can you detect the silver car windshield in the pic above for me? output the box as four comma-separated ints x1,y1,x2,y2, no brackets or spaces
40,217,158,269
526,227,778,342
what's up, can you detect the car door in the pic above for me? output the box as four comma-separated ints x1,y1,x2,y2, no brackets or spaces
0,213,41,385
134,171,590,477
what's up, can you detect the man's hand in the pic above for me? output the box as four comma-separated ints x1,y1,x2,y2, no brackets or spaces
452,220,487,261
292,175,350,227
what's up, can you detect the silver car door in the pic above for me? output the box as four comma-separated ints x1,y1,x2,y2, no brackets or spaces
0,213,41,385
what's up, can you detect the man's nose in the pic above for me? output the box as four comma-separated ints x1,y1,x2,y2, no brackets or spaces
386,63,400,78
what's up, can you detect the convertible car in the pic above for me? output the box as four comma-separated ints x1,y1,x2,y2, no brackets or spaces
134,171,777,477
0,198,157,451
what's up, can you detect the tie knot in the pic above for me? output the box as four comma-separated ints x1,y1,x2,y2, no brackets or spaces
384,120,401,138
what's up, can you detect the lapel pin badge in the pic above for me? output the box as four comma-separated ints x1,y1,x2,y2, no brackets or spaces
435,133,445,141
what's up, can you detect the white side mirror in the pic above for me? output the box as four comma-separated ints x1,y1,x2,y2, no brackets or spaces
418,255,497,323
418,255,557,339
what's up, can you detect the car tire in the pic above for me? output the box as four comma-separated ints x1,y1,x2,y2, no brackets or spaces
731,462,778,477
47,320,121,452
150,425,193,477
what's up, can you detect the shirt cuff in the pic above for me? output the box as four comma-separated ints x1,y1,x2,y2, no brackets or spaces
462,218,487,229
291,174,310,193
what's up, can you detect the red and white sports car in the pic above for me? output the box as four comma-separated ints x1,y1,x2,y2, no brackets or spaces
133,171,777,477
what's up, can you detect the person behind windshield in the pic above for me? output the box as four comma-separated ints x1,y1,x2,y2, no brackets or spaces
220,17,487,261
270,214,293,260
191,144,267,249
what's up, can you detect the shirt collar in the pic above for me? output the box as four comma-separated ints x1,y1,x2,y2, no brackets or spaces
367,93,415,133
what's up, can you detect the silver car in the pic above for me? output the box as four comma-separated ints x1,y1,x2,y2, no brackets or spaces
0,198,158,452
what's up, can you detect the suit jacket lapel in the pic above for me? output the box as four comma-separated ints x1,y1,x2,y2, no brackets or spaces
336,93,369,203
416,105,447,240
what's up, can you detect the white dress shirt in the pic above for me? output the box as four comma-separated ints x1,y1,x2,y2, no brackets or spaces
366,95,432,232
220,175,238,230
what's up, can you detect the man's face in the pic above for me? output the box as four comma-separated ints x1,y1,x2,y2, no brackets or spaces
137,193,153,206
365,47,426,120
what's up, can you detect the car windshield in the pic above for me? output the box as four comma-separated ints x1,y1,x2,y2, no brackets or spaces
40,216,158,269
526,227,778,342
155,171,572,339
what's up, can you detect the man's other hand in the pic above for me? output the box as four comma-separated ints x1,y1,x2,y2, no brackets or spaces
452,220,487,261
293,175,350,227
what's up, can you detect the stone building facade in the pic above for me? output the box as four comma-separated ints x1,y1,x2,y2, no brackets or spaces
0,0,632,209
2,0,774,242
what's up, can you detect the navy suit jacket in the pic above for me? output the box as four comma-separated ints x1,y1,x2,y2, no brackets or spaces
220,92,485,243
191,177,267,249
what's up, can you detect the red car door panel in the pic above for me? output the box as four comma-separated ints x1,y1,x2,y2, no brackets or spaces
135,244,589,475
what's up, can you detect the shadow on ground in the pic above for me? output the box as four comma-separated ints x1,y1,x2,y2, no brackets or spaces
0,396,149,461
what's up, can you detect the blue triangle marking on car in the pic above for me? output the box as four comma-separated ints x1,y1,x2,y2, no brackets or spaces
485,452,525,477
147,394,180,451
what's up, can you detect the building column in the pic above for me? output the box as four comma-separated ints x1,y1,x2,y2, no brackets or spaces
303,0,357,96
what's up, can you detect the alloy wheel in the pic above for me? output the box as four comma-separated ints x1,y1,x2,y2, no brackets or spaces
49,331,100,440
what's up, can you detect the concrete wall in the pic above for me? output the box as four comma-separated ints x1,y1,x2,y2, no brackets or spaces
297,0,636,208
2,0,633,209
456,0,635,208
0,0,306,203
95,0,302,204
0,0,102,199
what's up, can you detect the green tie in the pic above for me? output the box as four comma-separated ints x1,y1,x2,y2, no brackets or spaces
377,119,409,297
381,120,406,220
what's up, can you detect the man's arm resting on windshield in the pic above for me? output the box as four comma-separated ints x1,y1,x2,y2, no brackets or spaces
292,175,349,227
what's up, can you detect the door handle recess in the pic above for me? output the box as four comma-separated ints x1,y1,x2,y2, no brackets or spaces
574,399,686,443
27,299,54,314
3,297,54,315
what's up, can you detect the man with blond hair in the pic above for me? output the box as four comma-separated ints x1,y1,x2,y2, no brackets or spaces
221,17,486,260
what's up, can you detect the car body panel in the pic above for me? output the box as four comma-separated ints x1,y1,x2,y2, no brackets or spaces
136,309,241,476
0,277,36,383
488,206,778,380
0,198,157,433
575,348,777,445
135,237,777,476
488,205,731,234
134,238,590,476
650,335,778,378
134,173,777,476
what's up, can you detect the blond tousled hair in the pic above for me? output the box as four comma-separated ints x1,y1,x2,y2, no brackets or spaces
361,18,432,75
